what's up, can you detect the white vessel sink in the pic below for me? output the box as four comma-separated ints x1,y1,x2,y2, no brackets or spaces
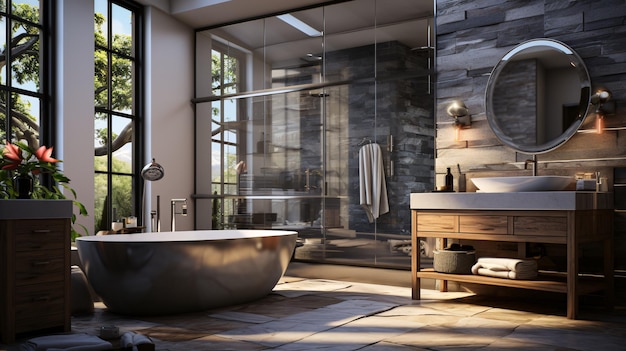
471,176,573,192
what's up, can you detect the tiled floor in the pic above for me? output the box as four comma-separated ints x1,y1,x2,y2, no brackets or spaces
2,263,625,351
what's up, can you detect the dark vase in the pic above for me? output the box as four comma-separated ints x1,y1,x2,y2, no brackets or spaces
13,174,33,199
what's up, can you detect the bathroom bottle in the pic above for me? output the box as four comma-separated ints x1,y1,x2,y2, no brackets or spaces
445,167,454,191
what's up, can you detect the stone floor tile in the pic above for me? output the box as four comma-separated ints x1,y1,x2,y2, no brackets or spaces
209,311,276,324
382,325,499,349
231,294,341,318
480,337,581,351
449,316,519,337
418,300,494,317
137,325,210,342
377,305,460,317
271,315,424,351
155,334,267,351
472,307,548,324
273,279,352,298
504,324,626,351
359,341,431,350
217,300,398,347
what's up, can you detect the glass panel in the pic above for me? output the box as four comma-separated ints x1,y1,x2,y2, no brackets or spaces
111,173,133,221
0,16,5,86
196,0,434,268
10,92,40,146
210,19,262,93
211,47,239,95
111,3,133,56
0,91,6,141
112,115,133,174
111,55,133,113
94,0,108,47
94,173,108,232
264,8,324,87
211,139,223,186
324,0,375,83
94,49,108,108
12,1,40,23
10,20,41,92
94,112,108,172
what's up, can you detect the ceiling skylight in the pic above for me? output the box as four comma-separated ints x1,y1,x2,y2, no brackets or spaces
277,14,322,37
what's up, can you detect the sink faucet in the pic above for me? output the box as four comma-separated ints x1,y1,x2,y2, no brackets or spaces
524,156,537,176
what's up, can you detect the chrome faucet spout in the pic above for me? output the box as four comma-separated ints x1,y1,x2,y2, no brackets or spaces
524,156,538,176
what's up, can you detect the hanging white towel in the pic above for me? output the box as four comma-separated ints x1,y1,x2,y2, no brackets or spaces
359,143,389,222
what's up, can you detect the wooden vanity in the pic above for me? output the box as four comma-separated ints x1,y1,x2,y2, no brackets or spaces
410,192,614,319
0,200,73,343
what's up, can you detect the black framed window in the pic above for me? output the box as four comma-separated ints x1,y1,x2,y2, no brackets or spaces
94,0,143,232
0,0,52,157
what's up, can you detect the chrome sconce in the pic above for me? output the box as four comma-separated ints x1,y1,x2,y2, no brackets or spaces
447,100,471,141
590,89,612,134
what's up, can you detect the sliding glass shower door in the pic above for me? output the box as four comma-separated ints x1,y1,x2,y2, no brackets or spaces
193,0,434,269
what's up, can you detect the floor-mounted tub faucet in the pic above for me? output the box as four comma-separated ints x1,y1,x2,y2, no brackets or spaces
171,198,187,232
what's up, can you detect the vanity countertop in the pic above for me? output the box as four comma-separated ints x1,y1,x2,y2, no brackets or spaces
410,191,613,211
0,199,73,219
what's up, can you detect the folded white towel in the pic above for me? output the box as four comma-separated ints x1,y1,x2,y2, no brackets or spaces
471,257,538,280
20,333,112,351
474,257,537,273
473,267,537,280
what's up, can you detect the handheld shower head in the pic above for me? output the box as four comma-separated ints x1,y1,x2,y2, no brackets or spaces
142,158,165,181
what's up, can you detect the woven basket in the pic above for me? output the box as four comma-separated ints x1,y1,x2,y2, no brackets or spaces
433,249,476,274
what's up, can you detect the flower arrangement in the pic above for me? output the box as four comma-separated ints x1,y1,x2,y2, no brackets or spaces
1,141,60,176
1,141,88,240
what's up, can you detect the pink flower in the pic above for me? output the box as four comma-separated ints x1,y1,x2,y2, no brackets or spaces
1,142,23,170
34,145,59,163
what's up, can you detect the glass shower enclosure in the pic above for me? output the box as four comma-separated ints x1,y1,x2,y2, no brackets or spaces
193,0,434,269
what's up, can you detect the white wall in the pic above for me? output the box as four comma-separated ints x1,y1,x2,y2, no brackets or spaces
57,0,95,235
144,7,195,232
57,2,195,235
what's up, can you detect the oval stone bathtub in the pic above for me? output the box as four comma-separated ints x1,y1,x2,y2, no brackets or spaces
76,230,297,315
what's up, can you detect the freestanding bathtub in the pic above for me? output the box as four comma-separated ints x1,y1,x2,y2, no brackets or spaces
76,230,297,315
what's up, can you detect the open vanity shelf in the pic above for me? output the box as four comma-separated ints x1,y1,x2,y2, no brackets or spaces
410,192,614,319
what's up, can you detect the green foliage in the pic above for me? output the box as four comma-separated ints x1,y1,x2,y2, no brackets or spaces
0,142,89,241
93,156,133,232
6,3,42,88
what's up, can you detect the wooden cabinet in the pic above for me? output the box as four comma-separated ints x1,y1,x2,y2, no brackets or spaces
1,200,72,344
411,204,614,319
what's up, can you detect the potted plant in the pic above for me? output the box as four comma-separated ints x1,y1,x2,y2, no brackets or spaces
0,141,88,240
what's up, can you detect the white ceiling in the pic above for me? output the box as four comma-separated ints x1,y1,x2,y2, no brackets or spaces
138,0,433,65
138,0,433,34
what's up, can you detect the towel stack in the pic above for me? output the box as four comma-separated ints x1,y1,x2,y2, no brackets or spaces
471,257,538,280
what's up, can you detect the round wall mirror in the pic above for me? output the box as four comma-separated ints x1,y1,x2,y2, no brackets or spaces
485,39,591,154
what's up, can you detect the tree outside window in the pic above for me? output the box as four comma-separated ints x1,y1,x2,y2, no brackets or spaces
93,0,142,232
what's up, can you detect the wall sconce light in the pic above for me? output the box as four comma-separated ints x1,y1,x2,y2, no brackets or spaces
447,100,471,141
590,89,612,134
